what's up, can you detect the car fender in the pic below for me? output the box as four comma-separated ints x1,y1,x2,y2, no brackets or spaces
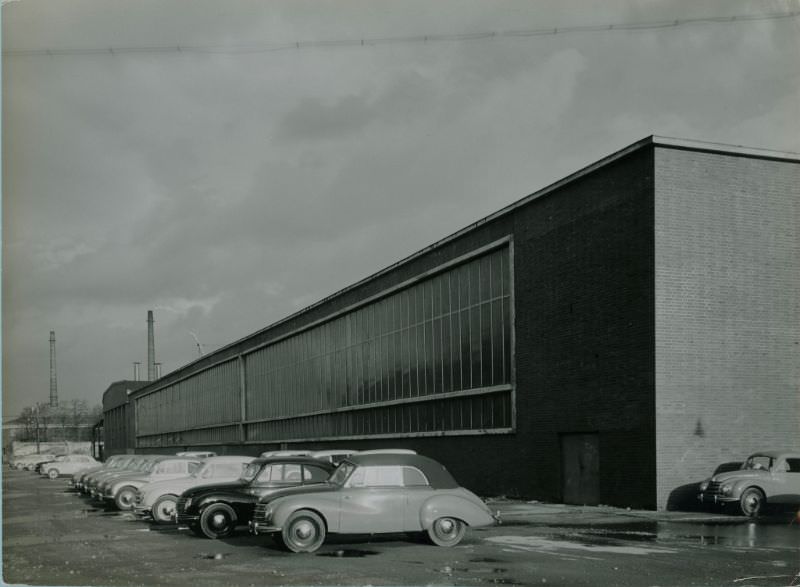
419,494,495,529
732,481,768,500
269,495,337,532
195,491,257,514
111,479,145,495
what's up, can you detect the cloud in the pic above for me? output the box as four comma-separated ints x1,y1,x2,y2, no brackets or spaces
3,0,799,416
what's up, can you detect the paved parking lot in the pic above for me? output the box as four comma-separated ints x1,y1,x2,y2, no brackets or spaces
3,467,799,586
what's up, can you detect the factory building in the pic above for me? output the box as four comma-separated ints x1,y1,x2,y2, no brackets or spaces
108,136,799,509
101,380,150,456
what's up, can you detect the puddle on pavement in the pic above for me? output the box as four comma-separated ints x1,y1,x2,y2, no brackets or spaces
487,535,676,556
194,553,231,560
488,578,521,585
317,549,379,558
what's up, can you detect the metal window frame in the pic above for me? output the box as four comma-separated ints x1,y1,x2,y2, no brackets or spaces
135,237,516,444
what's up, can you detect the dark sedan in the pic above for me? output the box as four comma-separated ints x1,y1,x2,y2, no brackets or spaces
174,456,334,539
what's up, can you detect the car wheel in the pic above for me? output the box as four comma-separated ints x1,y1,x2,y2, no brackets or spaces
739,487,765,518
281,510,326,553
47,468,59,480
427,517,466,547
199,503,237,539
188,523,206,537
152,494,179,524
115,486,137,510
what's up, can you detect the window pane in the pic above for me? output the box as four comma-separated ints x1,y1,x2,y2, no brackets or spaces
403,467,429,487
442,312,453,393
481,303,492,388
460,308,472,389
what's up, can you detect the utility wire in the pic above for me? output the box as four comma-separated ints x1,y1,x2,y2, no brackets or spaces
3,10,799,58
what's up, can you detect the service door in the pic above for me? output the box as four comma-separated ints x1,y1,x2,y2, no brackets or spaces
561,433,600,505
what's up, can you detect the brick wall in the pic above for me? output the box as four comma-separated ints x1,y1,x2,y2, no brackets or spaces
654,147,800,509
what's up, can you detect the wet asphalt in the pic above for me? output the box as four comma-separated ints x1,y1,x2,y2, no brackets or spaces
3,467,799,586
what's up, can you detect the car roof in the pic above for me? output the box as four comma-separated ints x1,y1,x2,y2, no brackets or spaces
749,451,800,459
203,456,255,464
344,454,459,489
249,456,336,469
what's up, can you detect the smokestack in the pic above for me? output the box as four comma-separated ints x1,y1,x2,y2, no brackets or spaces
147,310,156,381
49,331,58,407
133,362,141,381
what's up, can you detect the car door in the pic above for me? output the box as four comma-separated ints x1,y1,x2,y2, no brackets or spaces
775,457,800,503
401,466,436,532
338,465,405,534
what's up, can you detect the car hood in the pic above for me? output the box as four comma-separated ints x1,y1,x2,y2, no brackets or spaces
143,476,238,500
181,480,247,498
112,474,151,486
712,470,768,483
257,482,337,504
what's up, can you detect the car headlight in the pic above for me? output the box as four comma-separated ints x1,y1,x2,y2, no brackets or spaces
183,498,192,510
719,483,733,496
699,480,709,492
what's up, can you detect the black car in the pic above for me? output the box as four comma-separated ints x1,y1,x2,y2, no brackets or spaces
175,456,334,539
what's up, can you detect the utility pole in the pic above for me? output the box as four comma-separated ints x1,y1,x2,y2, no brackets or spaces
34,404,41,453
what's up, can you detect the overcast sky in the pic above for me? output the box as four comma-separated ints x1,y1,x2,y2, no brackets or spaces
3,0,799,417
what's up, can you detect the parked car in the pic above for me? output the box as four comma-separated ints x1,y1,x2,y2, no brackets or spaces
71,455,126,490
134,455,255,523
259,450,313,458
40,454,99,479
310,450,357,464
175,456,335,539
13,454,59,471
34,455,67,474
102,456,203,510
88,455,159,498
249,452,499,552
79,455,138,494
698,451,800,517
176,451,217,458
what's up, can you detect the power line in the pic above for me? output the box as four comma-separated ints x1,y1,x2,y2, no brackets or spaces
3,10,798,58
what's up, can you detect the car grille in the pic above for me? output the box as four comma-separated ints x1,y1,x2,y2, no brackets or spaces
175,497,191,522
705,481,721,495
253,503,268,522
134,491,143,506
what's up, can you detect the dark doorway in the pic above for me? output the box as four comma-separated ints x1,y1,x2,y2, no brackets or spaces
561,433,600,505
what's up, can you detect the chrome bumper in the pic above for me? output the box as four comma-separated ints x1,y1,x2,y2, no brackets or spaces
133,506,152,519
248,520,281,535
697,493,736,504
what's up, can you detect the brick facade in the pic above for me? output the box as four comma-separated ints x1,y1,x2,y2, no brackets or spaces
654,147,800,509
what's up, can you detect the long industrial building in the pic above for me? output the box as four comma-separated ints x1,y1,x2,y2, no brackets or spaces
104,136,800,510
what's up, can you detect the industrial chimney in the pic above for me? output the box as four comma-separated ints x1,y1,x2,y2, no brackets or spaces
147,310,156,381
49,330,58,407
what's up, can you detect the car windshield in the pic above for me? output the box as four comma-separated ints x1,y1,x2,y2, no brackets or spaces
240,462,261,482
141,460,158,473
328,462,356,486
742,455,773,471
192,462,213,479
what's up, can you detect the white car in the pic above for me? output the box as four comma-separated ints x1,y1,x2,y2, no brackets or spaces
104,456,203,510
133,455,255,523
698,451,800,516
14,454,60,471
41,454,99,479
